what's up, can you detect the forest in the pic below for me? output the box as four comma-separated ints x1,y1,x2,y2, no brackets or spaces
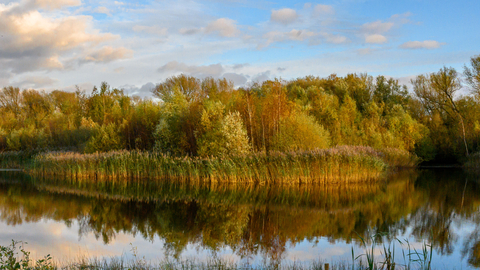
0,55,479,166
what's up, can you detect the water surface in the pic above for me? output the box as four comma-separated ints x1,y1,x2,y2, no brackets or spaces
0,169,479,268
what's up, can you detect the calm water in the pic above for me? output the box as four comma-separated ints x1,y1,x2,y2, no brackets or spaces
0,169,479,268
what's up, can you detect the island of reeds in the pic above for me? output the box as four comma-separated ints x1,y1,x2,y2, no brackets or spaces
1,55,480,181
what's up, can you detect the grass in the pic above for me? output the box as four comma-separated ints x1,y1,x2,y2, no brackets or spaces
351,232,433,270
29,146,417,184
0,237,433,270
0,151,32,169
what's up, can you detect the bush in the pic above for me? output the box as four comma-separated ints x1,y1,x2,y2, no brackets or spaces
0,240,54,270
271,112,330,152
85,123,124,153
5,126,48,151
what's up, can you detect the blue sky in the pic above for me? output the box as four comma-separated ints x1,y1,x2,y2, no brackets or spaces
0,0,478,96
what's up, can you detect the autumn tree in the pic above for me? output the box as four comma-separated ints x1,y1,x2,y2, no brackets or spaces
197,101,251,157
152,74,204,103
373,75,409,111
413,67,469,156
464,55,480,98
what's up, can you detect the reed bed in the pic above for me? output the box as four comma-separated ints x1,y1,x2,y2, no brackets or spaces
27,146,416,183
0,151,32,169
376,147,419,168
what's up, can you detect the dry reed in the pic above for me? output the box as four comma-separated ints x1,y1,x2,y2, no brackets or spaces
29,146,417,183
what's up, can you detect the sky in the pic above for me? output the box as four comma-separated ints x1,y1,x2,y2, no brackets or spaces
0,0,479,97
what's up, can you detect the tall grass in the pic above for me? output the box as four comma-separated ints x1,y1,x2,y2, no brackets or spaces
352,233,433,270
0,151,32,169
0,238,434,270
27,146,412,183
376,147,419,168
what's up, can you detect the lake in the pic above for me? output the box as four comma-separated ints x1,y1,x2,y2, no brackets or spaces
0,169,479,269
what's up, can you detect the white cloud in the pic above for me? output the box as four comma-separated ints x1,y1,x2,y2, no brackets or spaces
391,12,412,24
359,14,412,45
179,28,201,35
221,73,248,86
400,40,445,49
114,67,124,73
313,4,334,15
357,48,373,55
0,3,118,74
42,56,64,69
270,8,298,25
82,46,133,64
121,82,155,98
365,34,387,44
252,70,271,83
322,33,349,44
0,0,138,80
393,75,417,87
205,18,239,37
158,61,225,77
0,11,113,52
33,0,81,10
13,76,58,89
286,29,316,41
258,29,349,48
133,25,168,36
362,20,394,34
94,6,110,15
260,29,317,48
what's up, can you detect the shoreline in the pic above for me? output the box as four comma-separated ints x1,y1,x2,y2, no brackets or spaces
1,146,418,183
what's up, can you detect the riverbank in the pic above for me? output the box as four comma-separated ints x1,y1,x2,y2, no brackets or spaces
1,146,418,183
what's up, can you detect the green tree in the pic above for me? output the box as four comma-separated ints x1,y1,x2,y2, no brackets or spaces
85,123,124,153
0,86,22,116
152,74,204,103
271,111,330,152
154,86,202,155
197,101,251,157
464,55,480,98
413,67,469,156
373,75,409,111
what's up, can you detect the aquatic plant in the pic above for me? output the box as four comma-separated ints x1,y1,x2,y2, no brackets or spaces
0,238,435,270
27,146,413,183
0,151,31,169
0,240,53,270
351,233,433,270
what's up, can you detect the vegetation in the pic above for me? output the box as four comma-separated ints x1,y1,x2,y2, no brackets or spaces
0,239,436,270
0,233,437,270
0,151,31,169
0,240,53,270
1,55,480,171
1,169,478,267
29,146,402,183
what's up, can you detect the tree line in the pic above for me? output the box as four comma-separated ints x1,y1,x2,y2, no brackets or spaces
0,55,479,164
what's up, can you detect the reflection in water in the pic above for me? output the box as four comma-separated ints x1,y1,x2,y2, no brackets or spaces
0,170,479,267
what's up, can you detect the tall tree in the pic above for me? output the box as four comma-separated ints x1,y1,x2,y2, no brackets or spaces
464,55,480,98
413,67,469,156
0,86,22,116
152,74,204,103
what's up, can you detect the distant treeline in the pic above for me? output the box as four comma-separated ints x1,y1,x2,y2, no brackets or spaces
1,55,479,164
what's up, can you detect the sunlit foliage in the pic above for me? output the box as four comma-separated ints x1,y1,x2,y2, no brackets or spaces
3,55,480,165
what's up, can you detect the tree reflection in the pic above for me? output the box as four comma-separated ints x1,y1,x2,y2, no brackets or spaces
0,169,479,267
